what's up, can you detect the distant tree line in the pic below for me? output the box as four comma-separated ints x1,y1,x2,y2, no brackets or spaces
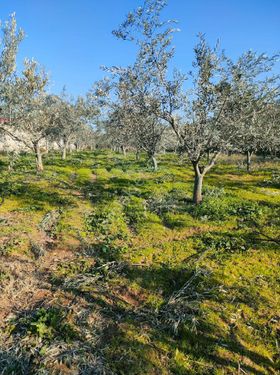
0,14,97,172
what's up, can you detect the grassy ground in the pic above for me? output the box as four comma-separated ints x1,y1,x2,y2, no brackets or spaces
0,151,279,374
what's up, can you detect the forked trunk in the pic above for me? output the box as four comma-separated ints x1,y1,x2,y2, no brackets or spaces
121,145,127,156
192,162,204,204
192,153,219,204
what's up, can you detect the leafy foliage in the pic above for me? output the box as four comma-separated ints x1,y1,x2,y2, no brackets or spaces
12,307,77,342
85,200,129,240
189,187,231,221
123,195,147,227
198,232,248,253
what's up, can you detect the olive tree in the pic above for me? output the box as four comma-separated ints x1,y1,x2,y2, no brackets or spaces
2,59,56,171
107,101,165,169
0,15,57,171
176,37,279,203
50,94,83,159
102,70,167,168
171,35,237,204
0,13,24,89
260,102,280,158
73,123,96,151
110,0,184,168
0,14,24,138
113,1,232,202
131,114,166,170
229,51,279,171
114,0,279,202
88,76,134,155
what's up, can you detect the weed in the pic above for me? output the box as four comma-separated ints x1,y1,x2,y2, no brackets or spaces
30,240,46,259
39,209,62,238
11,307,77,342
85,200,130,241
123,195,147,228
0,237,21,256
189,196,230,221
197,232,248,255
263,171,280,188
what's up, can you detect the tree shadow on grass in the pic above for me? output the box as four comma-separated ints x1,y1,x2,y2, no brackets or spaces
79,175,151,205
1,182,75,208
0,348,32,375
45,251,279,374
4,259,277,375
0,158,8,173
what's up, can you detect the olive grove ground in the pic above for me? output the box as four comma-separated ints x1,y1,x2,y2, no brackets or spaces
0,151,279,374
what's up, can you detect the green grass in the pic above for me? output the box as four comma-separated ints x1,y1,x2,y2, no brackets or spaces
0,151,279,374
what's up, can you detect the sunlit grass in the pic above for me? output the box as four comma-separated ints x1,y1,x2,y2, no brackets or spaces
0,151,279,374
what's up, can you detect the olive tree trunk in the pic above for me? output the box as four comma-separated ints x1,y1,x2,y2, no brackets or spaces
121,145,127,156
191,153,220,204
246,151,253,172
152,156,158,171
62,145,67,160
33,142,44,172
149,154,158,171
62,138,69,160
193,167,204,204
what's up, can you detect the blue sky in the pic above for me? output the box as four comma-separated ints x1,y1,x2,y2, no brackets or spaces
1,0,279,96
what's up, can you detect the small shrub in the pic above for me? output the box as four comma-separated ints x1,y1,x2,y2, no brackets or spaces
30,240,45,259
263,172,280,188
190,197,229,221
85,200,130,241
154,174,176,183
12,307,77,342
95,241,127,261
55,258,94,278
198,233,248,253
0,267,10,283
188,187,232,221
237,206,280,244
230,201,263,219
231,201,268,234
147,191,180,216
0,237,21,256
39,209,62,238
163,212,193,229
123,196,147,227
203,186,226,198
13,203,44,212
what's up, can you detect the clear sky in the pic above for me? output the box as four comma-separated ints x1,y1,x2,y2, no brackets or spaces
1,0,279,97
